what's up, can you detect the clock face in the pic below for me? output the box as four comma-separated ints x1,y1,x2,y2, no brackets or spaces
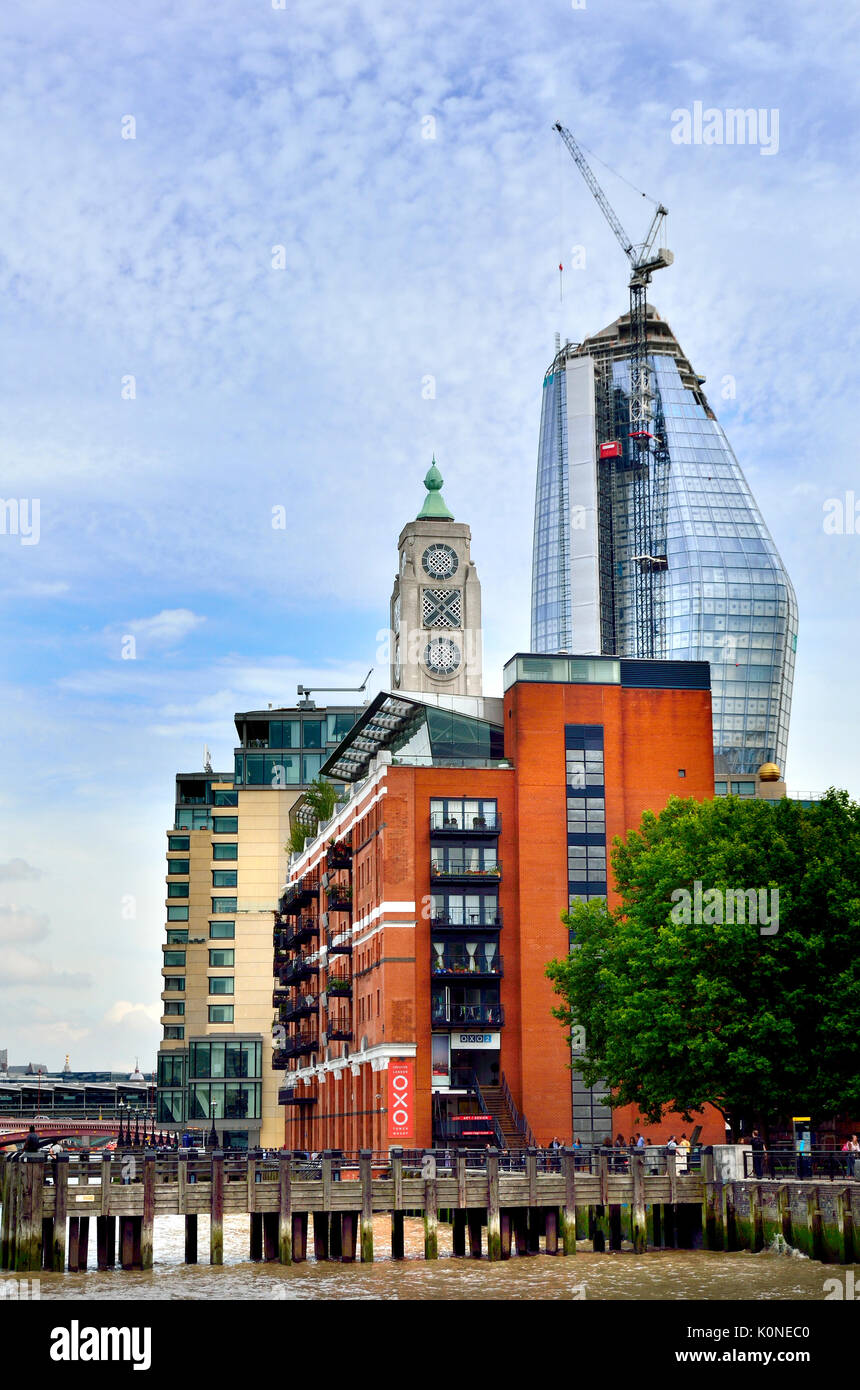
422,543,458,579
424,637,461,676
422,587,461,629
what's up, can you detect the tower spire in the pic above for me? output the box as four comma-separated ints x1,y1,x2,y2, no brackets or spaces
417,455,454,520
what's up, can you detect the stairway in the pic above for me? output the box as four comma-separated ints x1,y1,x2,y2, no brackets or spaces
480,1084,529,1152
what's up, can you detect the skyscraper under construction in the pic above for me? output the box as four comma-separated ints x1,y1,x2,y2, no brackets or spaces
530,306,797,775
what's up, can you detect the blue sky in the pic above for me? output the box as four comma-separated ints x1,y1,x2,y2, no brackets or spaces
1,0,857,1070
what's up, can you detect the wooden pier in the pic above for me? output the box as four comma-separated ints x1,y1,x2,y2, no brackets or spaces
1,1149,857,1271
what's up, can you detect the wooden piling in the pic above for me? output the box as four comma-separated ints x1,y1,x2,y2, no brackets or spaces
545,1208,559,1255
250,1212,263,1261
263,1212,279,1262
340,1211,355,1263
748,1183,764,1253
210,1151,224,1266
0,1160,12,1269
500,1210,512,1259
330,1212,343,1260
452,1209,466,1256
486,1150,501,1262
631,1154,647,1253
278,1151,292,1265
360,1151,374,1263
389,1148,404,1259
292,1211,308,1262
16,1156,44,1272
514,1208,529,1257
52,1156,68,1273
312,1212,329,1262
467,1209,483,1259
561,1149,577,1255
79,1217,91,1271
96,1217,115,1271
141,1154,155,1270
391,1211,404,1259
423,1171,438,1260
68,1216,81,1272
608,1205,623,1251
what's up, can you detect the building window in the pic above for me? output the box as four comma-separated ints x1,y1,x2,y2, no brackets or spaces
163,1001,185,1016
164,977,186,992
212,870,237,888
430,798,498,830
214,790,239,807
209,921,235,939
327,713,356,743
166,930,188,945
158,1053,185,1085
302,720,324,749
167,906,189,922
678,768,686,778
213,817,238,834
211,898,237,914
303,753,323,782
168,836,190,851
208,1005,234,1024
164,950,186,967
212,842,238,860
163,1026,185,1040
209,976,234,995
268,719,300,748
167,882,189,898
209,949,234,968
189,1040,261,1078
167,858,190,875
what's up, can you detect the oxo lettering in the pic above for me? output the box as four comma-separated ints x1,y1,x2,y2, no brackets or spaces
392,1071,409,1127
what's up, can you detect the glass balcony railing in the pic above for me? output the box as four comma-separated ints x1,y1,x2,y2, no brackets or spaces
430,907,502,928
431,949,503,978
430,860,501,882
431,1001,504,1027
430,811,501,835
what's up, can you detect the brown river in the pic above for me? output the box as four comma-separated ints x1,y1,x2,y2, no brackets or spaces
29,1214,850,1301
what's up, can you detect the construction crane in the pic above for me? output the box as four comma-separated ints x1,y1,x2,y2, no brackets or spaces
554,122,673,657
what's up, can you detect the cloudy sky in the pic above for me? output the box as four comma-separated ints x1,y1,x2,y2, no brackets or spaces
1,0,856,1071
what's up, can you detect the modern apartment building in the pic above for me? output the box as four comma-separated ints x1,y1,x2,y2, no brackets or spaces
273,653,722,1151
156,704,362,1149
530,308,798,776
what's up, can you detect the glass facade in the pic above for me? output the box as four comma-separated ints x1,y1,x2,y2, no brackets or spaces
531,326,798,774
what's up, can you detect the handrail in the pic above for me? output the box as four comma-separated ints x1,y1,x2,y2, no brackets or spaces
500,1071,537,1149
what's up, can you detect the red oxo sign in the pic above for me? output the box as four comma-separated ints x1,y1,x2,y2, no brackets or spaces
388,1060,413,1139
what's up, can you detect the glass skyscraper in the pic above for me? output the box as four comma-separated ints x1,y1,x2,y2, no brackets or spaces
531,307,797,774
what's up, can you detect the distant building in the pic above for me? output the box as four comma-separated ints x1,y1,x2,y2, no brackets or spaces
530,309,798,776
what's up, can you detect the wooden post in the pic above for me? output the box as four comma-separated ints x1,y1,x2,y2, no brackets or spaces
246,1155,257,1217
827,1187,849,1265
120,1217,135,1270
140,1154,155,1270
16,1156,44,1272
210,1152,224,1266
250,1213,263,1261
263,1212,279,1261
777,1183,791,1245
330,1212,343,1260
701,1150,718,1250
340,1211,355,1263
53,1155,68,1273
631,1154,647,1253
500,1210,512,1260
292,1211,308,1262
844,1188,856,1265
78,1217,91,1271
452,1209,466,1256
456,1151,467,1211
608,1205,623,1251
528,1208,542,1254
278,1151,292,1265
561,1149,577,1256
527,1149,538,1209
321,1152,333,1211
390,1148,404,1260
177,1152,187,1215
545,1209,559,1255
748,1183,764,1253
514,1208,529,1256
808,1186,822,1262
68,1217,81,1272
467,1209,483,1258
360,1150,374,1263
423,1170,438,1260
486,1150,501,1261
313,1212,329,1262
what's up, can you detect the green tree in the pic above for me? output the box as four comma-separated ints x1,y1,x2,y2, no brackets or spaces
285,778,340,854
546,790,860,1135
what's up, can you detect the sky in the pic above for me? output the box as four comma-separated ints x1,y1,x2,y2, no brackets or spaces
1,0,857,1071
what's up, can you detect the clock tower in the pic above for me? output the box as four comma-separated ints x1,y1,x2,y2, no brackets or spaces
389,459,483,697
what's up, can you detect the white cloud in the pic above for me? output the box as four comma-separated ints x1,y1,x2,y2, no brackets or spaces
0,859,43,883
0,948,91,988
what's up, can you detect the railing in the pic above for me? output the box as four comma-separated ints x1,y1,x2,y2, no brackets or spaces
430,812,501,834
326,979,352,999
276,951,319,985
327,888,353,912
741,1148,860,1181
431,908,502,929
326,927,353,953
430,861,502,882
327,844,353,870
280,880,319,915
431,949,503,978
276,994,319,1022
500,1072,537,1149
431,1003,504,1026
280,1031,318,1059
326,1015,352,1042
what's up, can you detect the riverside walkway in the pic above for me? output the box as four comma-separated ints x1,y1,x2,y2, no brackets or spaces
1,1147,857,1271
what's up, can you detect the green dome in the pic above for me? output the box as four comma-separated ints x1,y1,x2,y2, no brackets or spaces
417,455,454,520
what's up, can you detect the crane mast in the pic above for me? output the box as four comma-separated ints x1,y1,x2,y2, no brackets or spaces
554,122,673,658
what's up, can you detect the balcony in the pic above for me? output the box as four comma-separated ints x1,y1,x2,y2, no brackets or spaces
275,993,319,1023
326,885,353,913
278,1087,317,1106
430,908,502,930
327,842,353,870
431,949,503,979
276,952,319,987
431,1002,505,1028
326,1016,353,1043
281,1030,318,1060
430,860,502,885
430,812,501,836
280,879,319,915
326,927,353,954
276,916,319,951
326,978,353,1001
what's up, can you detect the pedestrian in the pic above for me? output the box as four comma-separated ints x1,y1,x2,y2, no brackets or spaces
750,1128,766,1179
635,1132,646,1150
23,1125,40,1153
666,1134,678,1152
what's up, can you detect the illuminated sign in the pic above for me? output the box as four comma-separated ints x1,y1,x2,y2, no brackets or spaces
388,1060,413,1139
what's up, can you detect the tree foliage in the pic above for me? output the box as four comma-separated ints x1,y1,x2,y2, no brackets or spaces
546,790,860,1129
286,778,340,854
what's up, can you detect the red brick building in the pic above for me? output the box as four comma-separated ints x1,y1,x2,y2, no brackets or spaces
273,653,725,1152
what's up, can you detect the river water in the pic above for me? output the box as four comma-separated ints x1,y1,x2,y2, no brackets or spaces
30,1214,848,1301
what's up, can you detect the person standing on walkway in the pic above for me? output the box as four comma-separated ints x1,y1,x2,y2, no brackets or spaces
750,1128,767,1179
